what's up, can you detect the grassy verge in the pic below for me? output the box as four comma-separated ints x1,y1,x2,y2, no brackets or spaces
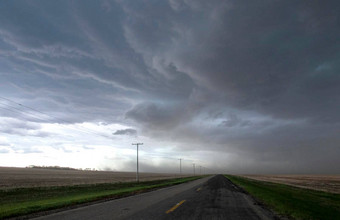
226,175,340,220
0,176,202,219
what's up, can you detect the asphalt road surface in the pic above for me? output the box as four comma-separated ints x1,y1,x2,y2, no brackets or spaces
34,175,277,220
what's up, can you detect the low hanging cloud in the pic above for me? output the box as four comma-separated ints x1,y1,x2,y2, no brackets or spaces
125,102,189,130
113,128,137,136
220,113,252,128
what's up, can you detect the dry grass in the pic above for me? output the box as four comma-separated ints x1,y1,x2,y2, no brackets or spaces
241,174,340,194
0,167,189,189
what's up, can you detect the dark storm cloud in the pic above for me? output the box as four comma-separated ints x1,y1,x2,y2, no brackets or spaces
116,0,340,173
0,0,339,173
121,0,340,121
113,128,137,136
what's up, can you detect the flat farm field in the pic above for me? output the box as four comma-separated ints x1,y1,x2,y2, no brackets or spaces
0,167,188,189
242,174,340,194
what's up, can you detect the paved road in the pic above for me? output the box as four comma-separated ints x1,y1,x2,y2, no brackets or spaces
34,175,277,220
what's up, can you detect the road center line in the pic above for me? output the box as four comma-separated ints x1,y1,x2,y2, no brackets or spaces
165,200,186,214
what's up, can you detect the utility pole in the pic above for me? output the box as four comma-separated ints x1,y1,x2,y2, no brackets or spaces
178,158,182,174
193,163,195,176
132,143,143,182
199,166,202,175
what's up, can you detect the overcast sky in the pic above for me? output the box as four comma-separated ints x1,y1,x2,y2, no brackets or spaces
0,0,339,174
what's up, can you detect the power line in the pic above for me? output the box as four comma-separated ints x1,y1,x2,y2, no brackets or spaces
0,97,54,118
0,97,111,139
141,152,196,162
0,102,107,138
0,102,50,121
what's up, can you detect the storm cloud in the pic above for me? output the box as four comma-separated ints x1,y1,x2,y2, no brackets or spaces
0,0,339,173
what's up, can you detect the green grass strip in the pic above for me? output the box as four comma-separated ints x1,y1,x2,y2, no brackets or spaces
225,175,340,220
0,176,202,219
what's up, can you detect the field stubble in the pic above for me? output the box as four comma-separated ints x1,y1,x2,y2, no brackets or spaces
242,174,340,194
0,167,189,189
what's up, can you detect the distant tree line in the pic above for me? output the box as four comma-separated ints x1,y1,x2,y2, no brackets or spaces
26,165,78,170
26,165,97,171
